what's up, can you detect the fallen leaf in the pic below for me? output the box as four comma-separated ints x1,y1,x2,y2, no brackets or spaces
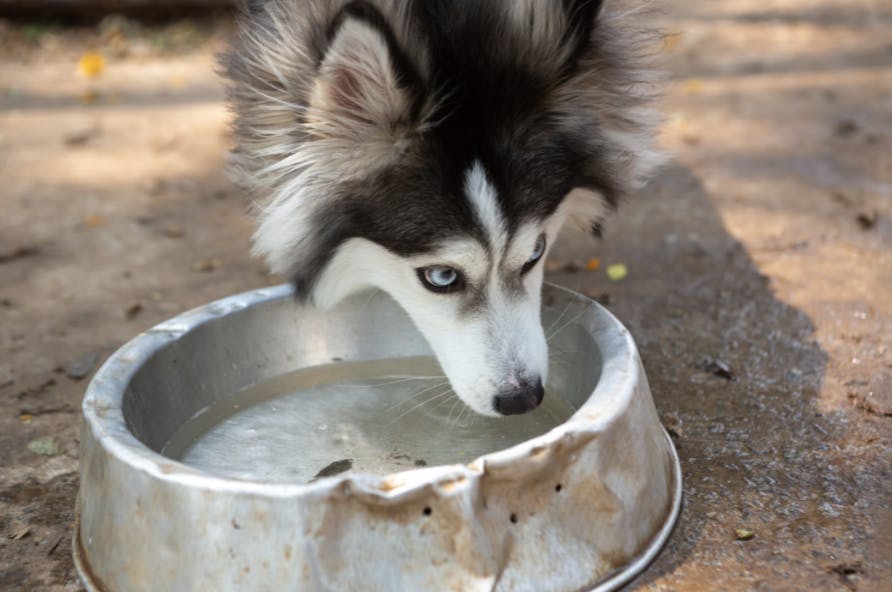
10,526,31,541
735,528,754,541
856,211,878,230
80,89,101,104
585,258,601,271
834,118,859,138
125,302,143,320
64,128,98,147
84,215,106,228
312,458,353,480
663,31,683,52
78,52,105,78
705,359,734,381
28,436,62,456
606,263,627,281
162,225,184,238
192,258,222,273
19,413,33,423
681,79,703,94
828,562,862,576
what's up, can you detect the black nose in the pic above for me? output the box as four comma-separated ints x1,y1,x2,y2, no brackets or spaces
493,379,544,416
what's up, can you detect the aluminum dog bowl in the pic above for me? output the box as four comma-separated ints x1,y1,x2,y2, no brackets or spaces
75,283,681,592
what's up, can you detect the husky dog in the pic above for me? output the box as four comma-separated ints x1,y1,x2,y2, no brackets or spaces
224,0,662,417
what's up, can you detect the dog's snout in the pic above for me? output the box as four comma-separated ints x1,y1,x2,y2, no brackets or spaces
493,378,544,416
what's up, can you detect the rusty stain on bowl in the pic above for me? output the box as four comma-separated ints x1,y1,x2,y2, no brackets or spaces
74,284,681,592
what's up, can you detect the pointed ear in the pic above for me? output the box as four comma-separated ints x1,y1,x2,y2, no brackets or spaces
307,16,414,139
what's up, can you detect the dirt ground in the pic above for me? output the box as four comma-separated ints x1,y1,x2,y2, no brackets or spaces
1,1,889,590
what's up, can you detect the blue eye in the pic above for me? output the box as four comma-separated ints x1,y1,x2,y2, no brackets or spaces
418,266,464,293
521,234,547,275
426,267,457,286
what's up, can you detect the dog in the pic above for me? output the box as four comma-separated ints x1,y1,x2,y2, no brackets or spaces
223,0,662,417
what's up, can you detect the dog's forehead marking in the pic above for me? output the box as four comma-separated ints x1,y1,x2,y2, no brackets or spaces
464,160,507,254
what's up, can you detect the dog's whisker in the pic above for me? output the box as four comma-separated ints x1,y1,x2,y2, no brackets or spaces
426,390,465,421
444,398,462,425
390,386,454,422
339,375,444,390
548,357,574,369
544,297,575,338
544,273,586,335
384,380,450,411
453,403,476,428
547,306,590,342
430,390,460,412
549,346,582,355
382,385,446,414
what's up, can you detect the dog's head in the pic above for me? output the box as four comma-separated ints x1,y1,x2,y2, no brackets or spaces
225,0,662,416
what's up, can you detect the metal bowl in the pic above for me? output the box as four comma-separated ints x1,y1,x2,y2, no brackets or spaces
75,283,681,592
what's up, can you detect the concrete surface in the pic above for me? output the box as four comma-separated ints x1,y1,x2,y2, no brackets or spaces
0,1,889,590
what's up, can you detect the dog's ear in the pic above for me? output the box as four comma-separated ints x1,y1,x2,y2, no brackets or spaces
307,16,415,141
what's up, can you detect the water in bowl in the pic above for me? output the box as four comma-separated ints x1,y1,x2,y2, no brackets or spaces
162,356,576,483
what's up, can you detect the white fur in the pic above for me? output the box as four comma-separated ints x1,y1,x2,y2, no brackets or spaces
465,161,507,252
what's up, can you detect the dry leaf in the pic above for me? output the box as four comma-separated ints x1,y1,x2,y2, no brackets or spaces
84,214,106,228
585,258,601,271
78,52,106,78
681,79,704,94
663,32,683,52
124,302,143,320
80,89,101,104
192,258,222,273
606,263,628,281
162,225,184,238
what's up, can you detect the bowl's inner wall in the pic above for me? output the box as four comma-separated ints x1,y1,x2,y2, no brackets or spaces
122,289,602,456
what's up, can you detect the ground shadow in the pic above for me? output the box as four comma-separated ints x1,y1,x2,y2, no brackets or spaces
547,163,851,588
